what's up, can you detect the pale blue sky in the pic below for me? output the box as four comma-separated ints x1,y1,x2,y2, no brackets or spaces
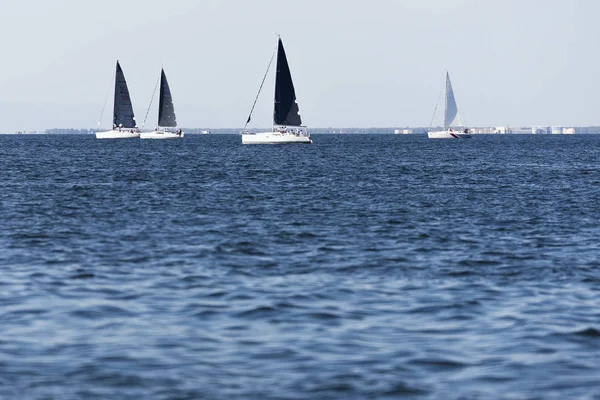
0,0,598,131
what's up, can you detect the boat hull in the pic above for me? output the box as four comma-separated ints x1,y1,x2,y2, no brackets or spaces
242,131,312,144
140,131,184,139
96,130,140,139
427,130,471,139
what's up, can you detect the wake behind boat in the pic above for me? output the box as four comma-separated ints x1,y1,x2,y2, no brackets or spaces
96,61,140,139
140,68,183,140
241,36,312,145
427,72,471,139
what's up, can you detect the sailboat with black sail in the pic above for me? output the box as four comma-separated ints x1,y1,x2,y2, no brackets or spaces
241,36,312,144
96,61,140,139
140,69,183,139
427,72,471,139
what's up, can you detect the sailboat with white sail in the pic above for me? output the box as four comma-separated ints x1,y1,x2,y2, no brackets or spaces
140,69,183,139
427,72,471,139
96,61,140,139
241,36,312,144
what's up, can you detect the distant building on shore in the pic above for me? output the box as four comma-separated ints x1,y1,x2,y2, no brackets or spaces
532,126,550,134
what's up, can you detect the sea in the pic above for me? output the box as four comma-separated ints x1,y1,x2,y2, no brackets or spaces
0,134,598,399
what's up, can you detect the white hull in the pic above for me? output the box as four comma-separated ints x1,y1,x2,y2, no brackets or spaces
427,130,471,139
140,131,184,140
242,131,312,144
95,130,140,139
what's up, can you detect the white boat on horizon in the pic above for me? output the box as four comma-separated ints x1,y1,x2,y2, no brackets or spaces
241,36,312,145
140,69,183,140
427,72,471,139
96,61,140,139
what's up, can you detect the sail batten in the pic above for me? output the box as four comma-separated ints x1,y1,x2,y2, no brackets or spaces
158,69,177,127
113,61,136,128
274,38,302,127
444,72,462,129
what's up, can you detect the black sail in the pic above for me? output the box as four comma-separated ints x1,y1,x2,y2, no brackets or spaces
158,69,177,127
113,61,136,128
274,38,302,127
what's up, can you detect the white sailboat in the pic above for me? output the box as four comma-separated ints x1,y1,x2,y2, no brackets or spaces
241,36,312,144
427,72,471,139
96,61,140,139
140,69,183,139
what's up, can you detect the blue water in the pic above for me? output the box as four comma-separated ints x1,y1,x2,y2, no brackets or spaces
0,134,598,399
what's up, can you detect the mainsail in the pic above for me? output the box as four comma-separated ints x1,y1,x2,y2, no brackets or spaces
274,38,302,127
158,69,177,127
444,72,462,129
113,61,136,128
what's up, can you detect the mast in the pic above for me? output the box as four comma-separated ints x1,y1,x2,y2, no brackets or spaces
272,35,279,133
444,72,448,130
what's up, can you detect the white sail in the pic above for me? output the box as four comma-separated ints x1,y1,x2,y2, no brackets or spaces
444,72,462,129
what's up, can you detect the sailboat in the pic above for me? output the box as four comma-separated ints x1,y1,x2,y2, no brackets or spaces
96,61,140,139
241,36,312,144
140,69,183,139
427,72,471,139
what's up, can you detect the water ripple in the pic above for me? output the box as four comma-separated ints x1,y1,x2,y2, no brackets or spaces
0,134,599,399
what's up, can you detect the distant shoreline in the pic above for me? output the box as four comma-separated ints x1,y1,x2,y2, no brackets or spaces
3,126,600,135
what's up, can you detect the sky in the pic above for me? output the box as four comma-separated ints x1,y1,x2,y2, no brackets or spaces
0,0,599,132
